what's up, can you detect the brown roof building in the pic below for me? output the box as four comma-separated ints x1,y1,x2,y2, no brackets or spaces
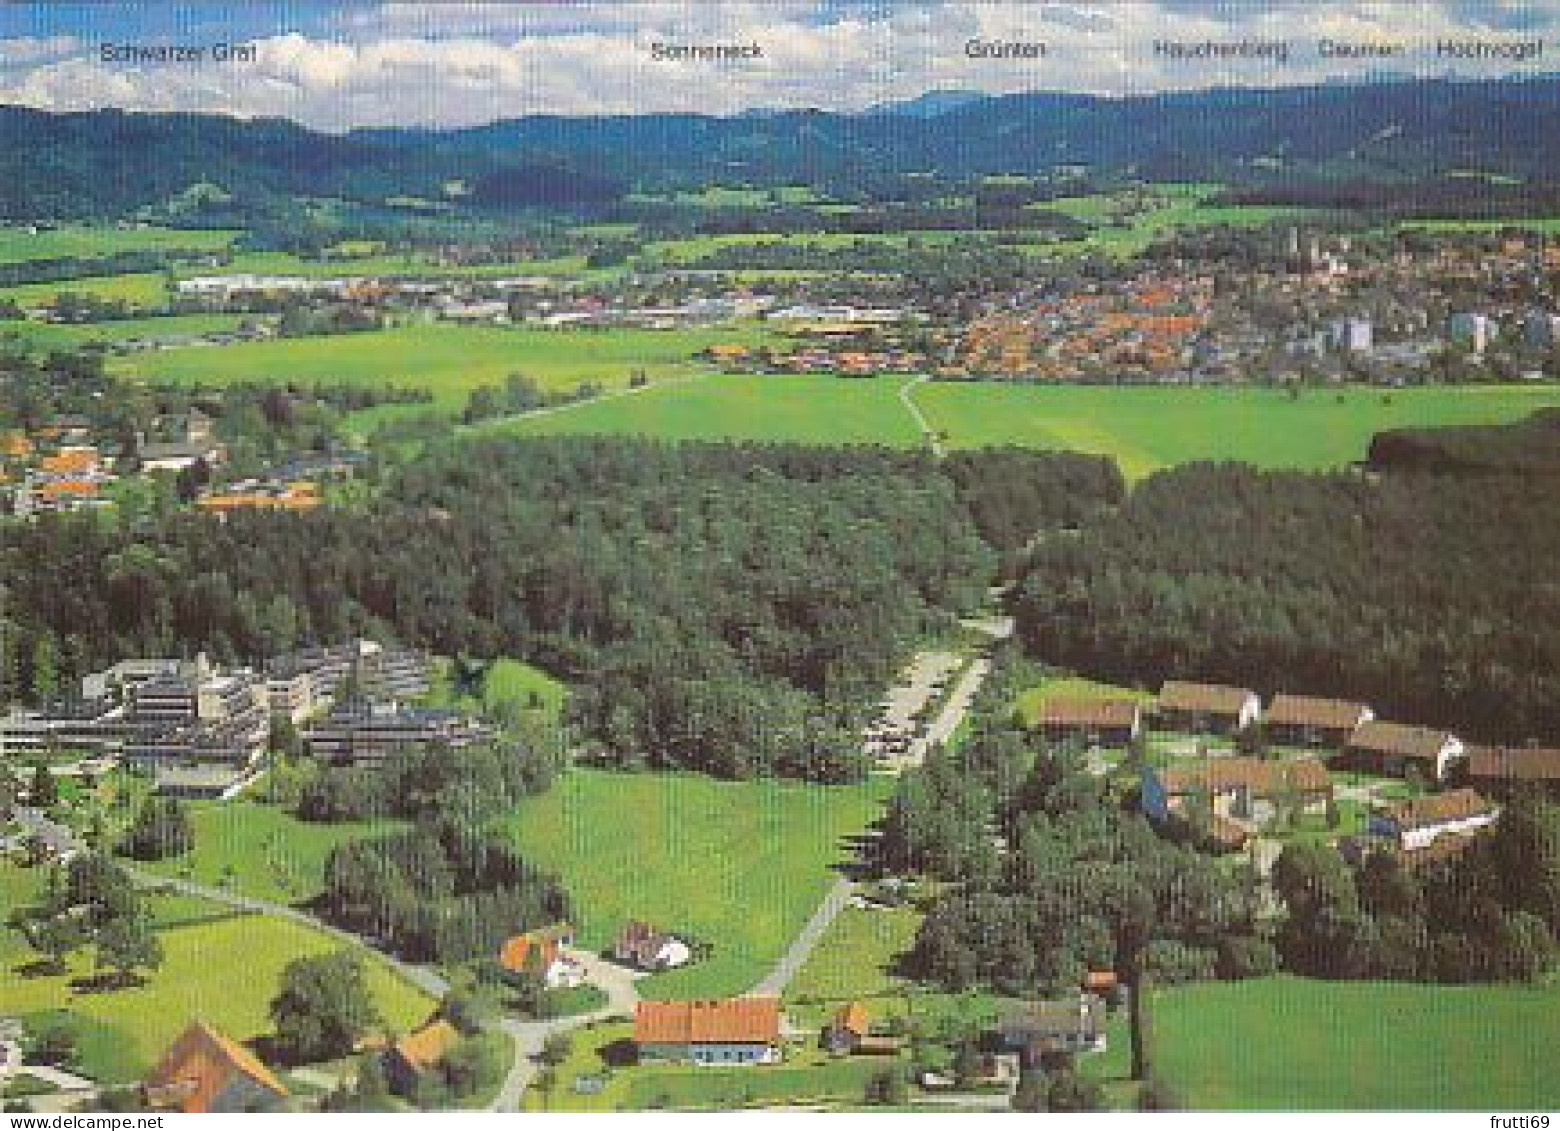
1031,697,1141,744
385,1019,463,1096
1264,694,1373,747
1346,721,1465,781
1156,681,1260,734
635,997,783,1066
1371,788,1499,851
143,1021,289,1114
1468,746,1560,790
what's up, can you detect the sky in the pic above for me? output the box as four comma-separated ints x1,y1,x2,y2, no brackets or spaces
1,1,1558,131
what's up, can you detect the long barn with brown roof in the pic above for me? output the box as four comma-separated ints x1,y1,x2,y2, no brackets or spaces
1031,697,1141,746
1345,721,1465,782
1264,694,1373,749
1156,681,1261,735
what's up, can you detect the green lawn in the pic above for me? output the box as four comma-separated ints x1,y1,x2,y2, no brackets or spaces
0,273,171,310
916,383,1560,480
1015,675,1155,725
423,655,566,726
1,912,433,1084
0,313,253,349
498,374,922,447
1153,975,1560,1110
112,323,781,415
508,769,890,998
528,1020,889,1112
138,801,402,905
0,225,239,264
786,905,921,1023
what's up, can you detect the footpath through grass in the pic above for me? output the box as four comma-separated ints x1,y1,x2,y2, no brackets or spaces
508,768,890,998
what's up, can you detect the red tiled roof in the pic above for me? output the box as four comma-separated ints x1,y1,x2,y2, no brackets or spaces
635,998,781,1046
1159,756,1332,797
392,1020,461,1074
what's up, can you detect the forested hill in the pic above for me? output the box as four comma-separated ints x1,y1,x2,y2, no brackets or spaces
10,76,1560,219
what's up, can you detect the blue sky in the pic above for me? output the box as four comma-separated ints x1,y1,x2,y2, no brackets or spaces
3,2,1558,130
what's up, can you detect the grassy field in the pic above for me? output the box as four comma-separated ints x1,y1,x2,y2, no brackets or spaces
786,905,921,1022
112,323,781,414
0,225,238,264
1014,675,1155,725
508,768,890,998
916,382,1560,479
498,374,922,446
0,313,253,349
138,802,403,905
0,273,171,310
1153,975,1560,1110
423,656,567,727
495,375,1560,476
0,912,433,1084
527,1019,889,1112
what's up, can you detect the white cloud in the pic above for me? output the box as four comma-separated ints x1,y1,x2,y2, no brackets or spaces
1,3,1557,130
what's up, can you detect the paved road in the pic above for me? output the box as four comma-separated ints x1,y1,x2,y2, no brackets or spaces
490,949,642,1111
125,869,452,999
749,875,855,998
898,374,943,457
457,372,712,434
917,657,990,760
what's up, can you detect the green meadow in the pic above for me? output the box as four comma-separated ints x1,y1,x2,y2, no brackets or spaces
508,768,889,999
112,323,781,412
1152,976,1560,1110
0,313,253,350
0,911,433,1084
0,225,239,264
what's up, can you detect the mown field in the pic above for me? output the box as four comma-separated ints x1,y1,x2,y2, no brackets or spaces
497,373,1560,476
1014,674,1155,725
111,324,781,415
1152,976,1560,1110
0,312,253,349
0,910,433,1084
137,801,403,905
0,225,239,264
915,382,1560,479
508,768,889,999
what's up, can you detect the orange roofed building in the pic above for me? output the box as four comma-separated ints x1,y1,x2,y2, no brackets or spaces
634,997,783,1066
143,1020,289,1113
385,1019,462,1096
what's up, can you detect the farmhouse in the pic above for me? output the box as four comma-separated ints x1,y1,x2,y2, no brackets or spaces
999,996,1107,1066
1142,756,1333,825
499,923,582,988
1155,680,1260,736
1031,697,1141,746
1344,721,1465,781
1264,694,1373,748
1467,746,1560,796
634,997,783,1066
611,920,692,971
143,1021,289,1114
1370,789,1500,851
385,1019,462,1096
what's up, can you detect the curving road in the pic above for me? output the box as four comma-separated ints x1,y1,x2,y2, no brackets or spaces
898,374,943,457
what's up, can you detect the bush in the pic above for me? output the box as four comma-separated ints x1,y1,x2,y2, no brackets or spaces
1215,935,1280,981
1142,939,1218,984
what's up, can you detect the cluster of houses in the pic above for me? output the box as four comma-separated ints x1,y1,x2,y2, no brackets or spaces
0,639,491,800
1034,678,1559,866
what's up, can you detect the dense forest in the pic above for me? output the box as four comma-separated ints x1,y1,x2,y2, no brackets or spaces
11,78,1560,222
1011,461,1560,746
0,435,1109,781
1367,408,1560,473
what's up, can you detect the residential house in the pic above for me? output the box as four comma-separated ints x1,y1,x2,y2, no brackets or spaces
1264,694,1373,749
499,924,583,989
1031,697,1141,746
1142,756,1333,826
612,920,692,972
823,1001,869,1055
1155,681,1260,736
384,1020,462,1097
1370,789,1500,852
1467,746,1560,797
634,997,783,1066
1344,721,1465,782
999,996,1107,1067
143,1021,289,1113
